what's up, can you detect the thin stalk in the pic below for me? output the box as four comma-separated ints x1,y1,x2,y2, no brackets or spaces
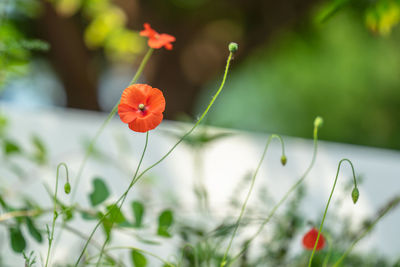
227,118,322,266
220,134,285,267
95,132,149,266
74,50,235,266
70,48,154,203
45,163,69,267
322,234,333,267
308,158,358,267
333,195,400,267
178,244,199,267
61,224,124,267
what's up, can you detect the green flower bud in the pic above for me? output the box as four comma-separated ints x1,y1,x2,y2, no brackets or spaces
64,182,71,194
314,116,324,128
281,155,287,166
351,187,359,204
228,42,238,53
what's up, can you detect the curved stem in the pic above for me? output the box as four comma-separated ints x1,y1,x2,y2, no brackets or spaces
74,50,235,266
227,118,322,266
333,195,400,267
70,48,154,203
45,162,69,267
308,158,358,267
220,134,285,267
95,132,149,266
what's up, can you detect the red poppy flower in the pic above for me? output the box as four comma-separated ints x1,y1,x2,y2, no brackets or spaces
118,84,166,133
140,23,176,50
302,228,325,250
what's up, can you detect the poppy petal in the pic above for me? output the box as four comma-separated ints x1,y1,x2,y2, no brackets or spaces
128,112,163,132
159,33,176,42
118,104,139,123
147,38,165,49
140,23,157,38
302,228,325,251
146,88,165,113
120,84,150,107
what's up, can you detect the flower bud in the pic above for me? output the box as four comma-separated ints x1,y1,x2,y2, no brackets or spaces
281,155,287,166
228,42,238,53
64,182,71,194
314,116,324,128
351,187,359,204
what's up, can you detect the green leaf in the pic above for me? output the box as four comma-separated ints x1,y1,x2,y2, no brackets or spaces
89,178,110,206
80,210,97,220
315,0,350,23
132,201,145,227
98,212,112,238
157,209,174,237
9,227,26,253
106,204,126,224
131,250,147,267
99,205,127,239
31,135,47,164
25,217,42,243
4,140,21,155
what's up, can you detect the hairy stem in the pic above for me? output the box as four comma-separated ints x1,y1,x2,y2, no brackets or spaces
227,118,322,266
74,50,235,266
220,134,285,267
70,48,154,203
45,163,69,267
308,158,358,267
333,195,400,267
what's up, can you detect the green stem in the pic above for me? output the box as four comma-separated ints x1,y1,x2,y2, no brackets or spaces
220,134,285,267
74,50,235,266
308,158,358,267
70,48,154,203
45,162,69,267
322,233,333,267
95,132,149,266
178,244,199,267
333,195,400,267
227,118,322,266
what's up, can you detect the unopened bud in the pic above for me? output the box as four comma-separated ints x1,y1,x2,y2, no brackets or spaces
64,182,71,194
351,187,359,204
314,116,323,128
228,42,238,53
281,155,287,166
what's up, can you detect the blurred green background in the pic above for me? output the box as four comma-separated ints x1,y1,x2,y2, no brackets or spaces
1,0,400,149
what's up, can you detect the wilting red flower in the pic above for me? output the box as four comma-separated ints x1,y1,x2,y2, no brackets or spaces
118,84,166,132
140,23,176,50
302,228,325,250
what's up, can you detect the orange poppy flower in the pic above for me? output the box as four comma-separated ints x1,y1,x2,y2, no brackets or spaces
302,228,325,251
140,23,176,50
118,84,166,132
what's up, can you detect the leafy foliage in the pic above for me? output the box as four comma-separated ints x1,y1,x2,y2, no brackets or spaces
157,209,174,238
131,250,148,267
89,178,110,206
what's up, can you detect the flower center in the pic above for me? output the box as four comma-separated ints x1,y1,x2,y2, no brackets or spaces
138,103,145,110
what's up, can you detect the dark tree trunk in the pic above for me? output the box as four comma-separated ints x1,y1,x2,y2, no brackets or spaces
37,2,100,110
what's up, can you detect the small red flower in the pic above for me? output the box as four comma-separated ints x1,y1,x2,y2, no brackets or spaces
118,84,166,133
302,228,325,251
140,23,176,50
